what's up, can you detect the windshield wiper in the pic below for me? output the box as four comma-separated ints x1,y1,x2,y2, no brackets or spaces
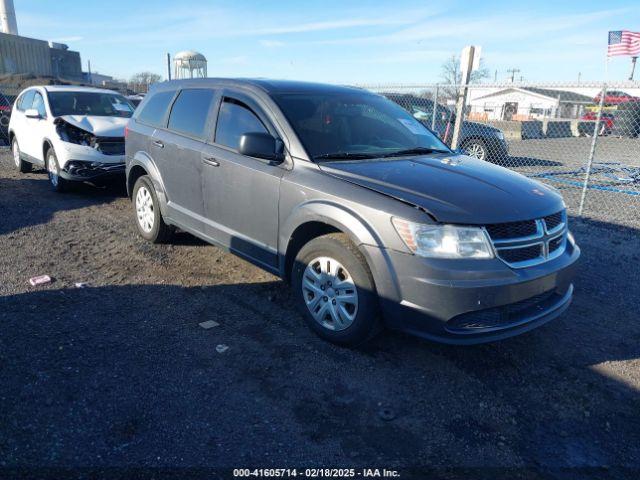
313,152,378,161
381,147,450,157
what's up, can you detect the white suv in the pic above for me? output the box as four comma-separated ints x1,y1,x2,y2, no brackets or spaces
9,86,134,192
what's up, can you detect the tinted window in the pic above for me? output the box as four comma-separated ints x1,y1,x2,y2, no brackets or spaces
274,92,449,159
167,89,215,138
215,99,268,149
17,90,35,111
32,92,47,117
137,90,176,127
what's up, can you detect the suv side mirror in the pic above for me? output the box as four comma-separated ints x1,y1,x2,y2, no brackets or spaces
25,109,42,119
239,132,284,162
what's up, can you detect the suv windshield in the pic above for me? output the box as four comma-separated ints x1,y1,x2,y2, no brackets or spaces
274,92,450,160
48,91,134,118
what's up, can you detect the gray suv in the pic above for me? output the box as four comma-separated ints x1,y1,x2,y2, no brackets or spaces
125,79,580,346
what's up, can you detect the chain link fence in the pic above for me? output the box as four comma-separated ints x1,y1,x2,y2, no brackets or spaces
0,88,14,147
363,83,640,227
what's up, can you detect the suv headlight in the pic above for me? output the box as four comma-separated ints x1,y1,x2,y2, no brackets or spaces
392,218,494,259
54,118,97,147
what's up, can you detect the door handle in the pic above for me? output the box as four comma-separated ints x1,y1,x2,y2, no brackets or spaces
152,140,164,148
202,156,220,167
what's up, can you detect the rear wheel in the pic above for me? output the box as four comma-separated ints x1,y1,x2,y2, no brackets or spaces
292,233,381,346
12,138,31,173
132,175,173,243
46,148,70,193
462,138,488,161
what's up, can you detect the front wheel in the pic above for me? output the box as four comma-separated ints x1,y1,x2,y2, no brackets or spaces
292,233,381,346
132,175,173,243
46,148,70,192
12,138,32,173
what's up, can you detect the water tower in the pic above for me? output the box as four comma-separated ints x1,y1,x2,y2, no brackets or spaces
173,50,207,79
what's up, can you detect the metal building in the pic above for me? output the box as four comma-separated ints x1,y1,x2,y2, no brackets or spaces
0,0,82,81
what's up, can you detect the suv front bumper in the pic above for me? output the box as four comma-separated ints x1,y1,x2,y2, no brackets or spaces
60,160,125,181
56,141,126,182
363,239,580,344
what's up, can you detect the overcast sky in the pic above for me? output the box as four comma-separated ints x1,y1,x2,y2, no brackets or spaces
15,0,640,84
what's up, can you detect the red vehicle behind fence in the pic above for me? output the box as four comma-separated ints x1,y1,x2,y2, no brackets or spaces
593,90,640,105
581,111,615,134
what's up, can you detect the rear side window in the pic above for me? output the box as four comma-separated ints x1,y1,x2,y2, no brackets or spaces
137,90,176,127
32,92,47,117
167,89,215,139
215,99,268,150
17,90,35,112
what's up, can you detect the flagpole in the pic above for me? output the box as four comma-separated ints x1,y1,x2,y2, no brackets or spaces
630,56,638,81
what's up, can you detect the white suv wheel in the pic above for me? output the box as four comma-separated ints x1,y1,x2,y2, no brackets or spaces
13,141,20,167
47,152,59,187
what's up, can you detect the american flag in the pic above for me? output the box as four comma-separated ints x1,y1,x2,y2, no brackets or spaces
608,30,640,57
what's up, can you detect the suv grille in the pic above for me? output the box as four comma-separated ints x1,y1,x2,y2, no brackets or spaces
544,212,563,232
497,244,543,264
485,220,537,240
485,210,567,268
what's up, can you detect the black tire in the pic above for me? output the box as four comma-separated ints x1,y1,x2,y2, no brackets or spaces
45,147,70,193
11,138,32,173
132,175,173,243
292,233,381,346
461,138,488,161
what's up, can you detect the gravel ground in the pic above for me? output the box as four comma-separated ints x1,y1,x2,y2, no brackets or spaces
0,150,639,479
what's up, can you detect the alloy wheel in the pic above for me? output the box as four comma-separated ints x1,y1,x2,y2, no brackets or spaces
302,256,358,331
465,142,486,161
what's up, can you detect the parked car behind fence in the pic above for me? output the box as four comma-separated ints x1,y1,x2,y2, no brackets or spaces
385,93,509,162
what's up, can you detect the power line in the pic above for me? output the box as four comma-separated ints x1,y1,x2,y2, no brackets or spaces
506,68,520,82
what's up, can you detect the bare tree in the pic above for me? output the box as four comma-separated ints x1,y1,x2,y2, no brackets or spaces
439,54,489,100
128,72,162,93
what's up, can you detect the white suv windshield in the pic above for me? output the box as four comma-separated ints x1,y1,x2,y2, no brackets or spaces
274,92,450,160
48,91,134,118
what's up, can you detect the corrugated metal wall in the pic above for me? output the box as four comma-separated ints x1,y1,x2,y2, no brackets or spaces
0,32,52,76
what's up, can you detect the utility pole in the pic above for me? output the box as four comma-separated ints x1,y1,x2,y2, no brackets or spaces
166,53,172,81
577,71,582,83
630,57,638,81
451,45,476,151
494,69,498,82
507,67,520,83
87,59,92,85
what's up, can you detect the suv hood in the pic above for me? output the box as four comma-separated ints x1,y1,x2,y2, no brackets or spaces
463,120,501,134
59,115,128,137
318,154,564,224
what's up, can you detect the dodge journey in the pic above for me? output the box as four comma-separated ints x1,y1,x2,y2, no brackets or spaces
125,79,580,345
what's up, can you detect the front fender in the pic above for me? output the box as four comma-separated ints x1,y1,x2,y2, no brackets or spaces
279,199,382,253
129,151,169,215
279,200,403,303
